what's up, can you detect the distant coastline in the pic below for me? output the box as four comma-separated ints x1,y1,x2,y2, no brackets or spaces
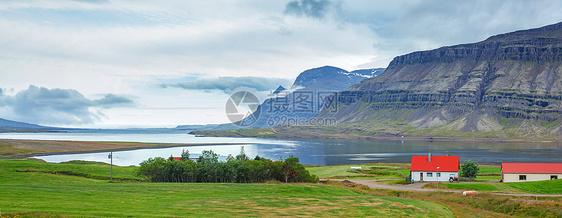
190,128,560,143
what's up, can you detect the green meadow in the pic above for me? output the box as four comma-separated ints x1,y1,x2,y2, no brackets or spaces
0,159,451,217
443,179,562,194
306,163,410,179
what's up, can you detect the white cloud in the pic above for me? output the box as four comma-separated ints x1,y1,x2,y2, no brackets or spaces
0,85,134,125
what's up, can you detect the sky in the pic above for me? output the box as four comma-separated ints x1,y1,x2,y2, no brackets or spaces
0,0,561,128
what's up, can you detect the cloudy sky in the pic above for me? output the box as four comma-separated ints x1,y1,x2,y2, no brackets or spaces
0,0,560,128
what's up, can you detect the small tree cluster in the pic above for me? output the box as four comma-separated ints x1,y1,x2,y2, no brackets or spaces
137,148,318,183
461,160,479,178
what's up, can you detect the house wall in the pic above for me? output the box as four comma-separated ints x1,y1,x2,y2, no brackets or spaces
411,171,458,182
503,173,562,182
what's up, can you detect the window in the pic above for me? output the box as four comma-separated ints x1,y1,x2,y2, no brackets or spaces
551,175,558,180
519,175,526,180
436,172,441,177
427,172,433,177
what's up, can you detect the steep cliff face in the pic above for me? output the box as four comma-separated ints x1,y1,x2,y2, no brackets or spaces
328,22,562,136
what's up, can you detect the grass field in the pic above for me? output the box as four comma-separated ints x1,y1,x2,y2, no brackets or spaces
0,158,142,181
443,179,562,194
306,163,410,179
476,166,501,176
0,159,452,217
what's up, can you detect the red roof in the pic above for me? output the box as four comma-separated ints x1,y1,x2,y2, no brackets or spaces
411,155,459,172
502,163,562,174
171,157,181,161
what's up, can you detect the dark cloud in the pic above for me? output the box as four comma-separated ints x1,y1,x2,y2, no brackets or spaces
284,0,333,19
94,94,135,108
0,85,134,125
160,77,293,93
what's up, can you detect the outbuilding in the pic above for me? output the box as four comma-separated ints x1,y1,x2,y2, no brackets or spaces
410,154,459,182
501,163,562,182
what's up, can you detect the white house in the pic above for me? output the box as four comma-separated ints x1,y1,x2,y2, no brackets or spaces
501,163,562,182
411,154,459,182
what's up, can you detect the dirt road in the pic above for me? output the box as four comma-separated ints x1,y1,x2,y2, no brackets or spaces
327,179,562,197
345,179,462,193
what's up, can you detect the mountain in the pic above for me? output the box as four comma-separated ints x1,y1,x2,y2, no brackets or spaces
206,66,385,130
291,66,385,91
0,118,61,132
241,66,386,128
348,68,386,78
318,22,562,137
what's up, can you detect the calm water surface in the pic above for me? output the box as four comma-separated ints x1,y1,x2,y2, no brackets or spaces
2,131,561,166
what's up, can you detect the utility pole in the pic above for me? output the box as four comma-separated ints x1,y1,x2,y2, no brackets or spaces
109,152,113,182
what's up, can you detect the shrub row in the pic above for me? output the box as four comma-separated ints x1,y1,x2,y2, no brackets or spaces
137,149,318,183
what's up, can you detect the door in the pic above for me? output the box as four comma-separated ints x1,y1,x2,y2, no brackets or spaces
420,173,423,182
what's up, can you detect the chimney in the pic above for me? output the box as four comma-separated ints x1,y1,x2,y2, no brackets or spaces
428,153,431,162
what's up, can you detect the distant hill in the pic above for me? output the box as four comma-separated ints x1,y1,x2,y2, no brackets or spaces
0,118,62,132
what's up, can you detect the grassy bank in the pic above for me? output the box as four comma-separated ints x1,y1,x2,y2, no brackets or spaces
0,159,451,217
0,139,244,157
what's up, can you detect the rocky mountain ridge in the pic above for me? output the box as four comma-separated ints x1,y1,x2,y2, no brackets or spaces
222,66,385,129
291,66,385,90
322,22,562,137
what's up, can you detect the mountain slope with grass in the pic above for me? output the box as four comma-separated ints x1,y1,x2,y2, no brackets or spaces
315,22,562,138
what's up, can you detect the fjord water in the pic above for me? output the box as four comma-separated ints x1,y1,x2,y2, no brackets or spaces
2,131,561,166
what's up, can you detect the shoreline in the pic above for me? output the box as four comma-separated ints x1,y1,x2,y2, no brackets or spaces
191,131,560,143
23,142,250,158
0,139,250,158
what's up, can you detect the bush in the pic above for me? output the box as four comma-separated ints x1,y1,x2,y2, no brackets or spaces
461,160,479,178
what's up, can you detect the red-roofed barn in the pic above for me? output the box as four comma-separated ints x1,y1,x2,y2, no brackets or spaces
410,154,459,182
501,163,562,182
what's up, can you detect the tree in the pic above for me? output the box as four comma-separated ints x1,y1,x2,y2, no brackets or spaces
235,146,247,161
461,160,479,178
137,157,168,182
180,149,190,161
